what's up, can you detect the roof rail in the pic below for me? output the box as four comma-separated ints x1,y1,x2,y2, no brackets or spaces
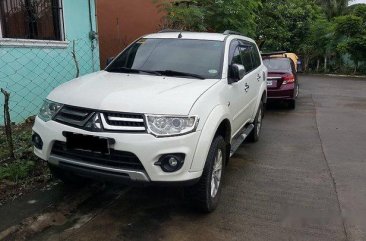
159,29,183,33
223,30,244,36
261,51,287,56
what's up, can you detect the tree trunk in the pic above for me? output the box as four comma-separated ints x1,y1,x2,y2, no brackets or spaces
324,56,328,73
304,56,310,72
316,59,320,72
1,88,15,160
354,60,358,74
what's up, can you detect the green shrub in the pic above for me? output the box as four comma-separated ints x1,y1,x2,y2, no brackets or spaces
0,160,35,183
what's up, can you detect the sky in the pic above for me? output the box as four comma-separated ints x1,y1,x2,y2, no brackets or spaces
349,0,366,5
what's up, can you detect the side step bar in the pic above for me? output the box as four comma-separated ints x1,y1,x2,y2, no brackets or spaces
230,124,254,157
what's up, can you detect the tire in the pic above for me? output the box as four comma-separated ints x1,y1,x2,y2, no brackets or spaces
48,164,87,186
288,99,296,109
248,101,264,142
295,84,300,98
185,135,226,213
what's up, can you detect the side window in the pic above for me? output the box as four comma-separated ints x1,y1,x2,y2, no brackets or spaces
251,44,262,68
228,40,243,79
232,47,242,65
239,45,254,72
229,40,242,65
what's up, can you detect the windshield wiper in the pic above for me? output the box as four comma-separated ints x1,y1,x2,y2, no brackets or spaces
155,70,205,80
108,67,162,76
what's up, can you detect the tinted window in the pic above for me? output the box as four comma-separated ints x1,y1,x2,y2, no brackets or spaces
231,47,243,65
263,58,292,72
251,44,261,68
239,45,254,72
107,38,224,79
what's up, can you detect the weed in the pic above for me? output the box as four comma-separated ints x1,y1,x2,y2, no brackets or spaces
0,160,35,183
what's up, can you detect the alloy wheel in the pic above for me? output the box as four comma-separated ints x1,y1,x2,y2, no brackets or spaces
211,149,223,198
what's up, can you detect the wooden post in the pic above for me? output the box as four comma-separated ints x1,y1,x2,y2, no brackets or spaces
1,88,15,160
72,40,80,78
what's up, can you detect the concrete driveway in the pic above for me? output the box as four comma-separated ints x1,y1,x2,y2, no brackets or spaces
1,74,365,241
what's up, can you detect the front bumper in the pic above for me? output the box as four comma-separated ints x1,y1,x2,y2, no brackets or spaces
33,117,203,184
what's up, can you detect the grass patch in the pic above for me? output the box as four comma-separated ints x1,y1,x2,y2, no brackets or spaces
0,160,36,183
0,118,51,204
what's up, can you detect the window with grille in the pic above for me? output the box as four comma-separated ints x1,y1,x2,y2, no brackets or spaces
0,0,64,41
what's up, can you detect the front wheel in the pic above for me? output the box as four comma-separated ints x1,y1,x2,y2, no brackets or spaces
185,135,226,213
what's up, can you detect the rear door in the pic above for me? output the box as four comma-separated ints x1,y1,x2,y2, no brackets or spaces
247,42,264,115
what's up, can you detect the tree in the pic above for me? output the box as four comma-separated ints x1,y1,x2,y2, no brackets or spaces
156,0,261,36
300,17,334,71
316,0,350,19
203,0,261,36
334,13,366,73
349,4,366,24
256,0,322,52
157,1,206,31
334,15,363,37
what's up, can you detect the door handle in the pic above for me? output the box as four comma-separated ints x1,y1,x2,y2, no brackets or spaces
257,74,261,81
245,83,249,92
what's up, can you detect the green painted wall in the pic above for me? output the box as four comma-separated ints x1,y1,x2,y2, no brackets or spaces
0,0,100,123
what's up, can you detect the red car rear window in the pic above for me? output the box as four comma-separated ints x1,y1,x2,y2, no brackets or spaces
263,58,292,72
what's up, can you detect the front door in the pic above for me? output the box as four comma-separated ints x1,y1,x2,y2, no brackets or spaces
226,40,253,135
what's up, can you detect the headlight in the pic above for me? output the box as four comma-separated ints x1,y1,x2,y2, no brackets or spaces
38,100,63,122
146,115,199,137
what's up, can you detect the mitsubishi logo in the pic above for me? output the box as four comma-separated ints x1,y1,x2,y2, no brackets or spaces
92,113,102,130
85,113,103,131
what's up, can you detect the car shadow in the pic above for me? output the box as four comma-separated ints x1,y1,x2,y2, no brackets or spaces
265,100,293,111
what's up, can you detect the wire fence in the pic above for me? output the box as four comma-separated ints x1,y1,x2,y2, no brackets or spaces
0,37,99,125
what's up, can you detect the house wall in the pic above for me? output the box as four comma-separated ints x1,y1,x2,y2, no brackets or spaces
97,0,164,68
0,0,100,123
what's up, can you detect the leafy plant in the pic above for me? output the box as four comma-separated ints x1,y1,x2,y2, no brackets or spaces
155,0,261,36
0,160,35,183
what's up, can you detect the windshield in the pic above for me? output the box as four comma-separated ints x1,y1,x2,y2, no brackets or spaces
263,58,292,72
106,38,224,79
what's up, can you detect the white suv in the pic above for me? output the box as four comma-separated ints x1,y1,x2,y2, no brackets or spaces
32,30,267,212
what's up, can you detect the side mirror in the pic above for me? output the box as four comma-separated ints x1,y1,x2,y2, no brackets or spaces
106,57,114,66
230,64,246,82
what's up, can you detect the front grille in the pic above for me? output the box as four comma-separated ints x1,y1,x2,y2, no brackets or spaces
54,105,146,132
101,112,146,131
51,141,145,171
54,106,94,127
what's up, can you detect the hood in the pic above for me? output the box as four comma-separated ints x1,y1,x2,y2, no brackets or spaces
48,71,220,115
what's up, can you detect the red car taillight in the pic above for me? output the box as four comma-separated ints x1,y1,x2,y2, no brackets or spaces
282,74,295,84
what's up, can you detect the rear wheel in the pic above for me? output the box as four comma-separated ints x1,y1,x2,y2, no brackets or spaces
295,83,300,98
185,135,226,213
49,164,87,186
248,101,263,142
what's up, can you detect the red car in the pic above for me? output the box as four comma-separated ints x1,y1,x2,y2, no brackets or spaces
263,57,299,109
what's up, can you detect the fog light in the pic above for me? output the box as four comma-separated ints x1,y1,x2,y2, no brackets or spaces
168,157,178,167
155,154,185,172
32,133,43,150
